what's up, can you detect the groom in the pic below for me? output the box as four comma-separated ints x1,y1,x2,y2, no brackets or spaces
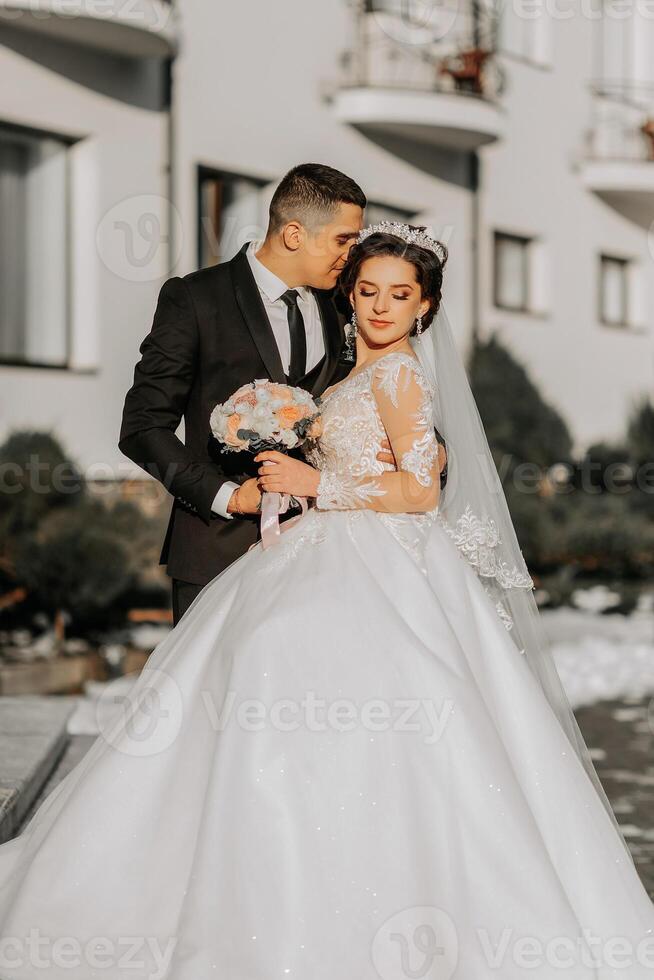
119,163,446,625
120,164,368,623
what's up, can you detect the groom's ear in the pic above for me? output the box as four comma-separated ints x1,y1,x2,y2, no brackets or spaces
282,221,304,252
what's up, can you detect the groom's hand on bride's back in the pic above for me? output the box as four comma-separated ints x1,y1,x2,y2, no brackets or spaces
377,437,396,467
378,434,448,485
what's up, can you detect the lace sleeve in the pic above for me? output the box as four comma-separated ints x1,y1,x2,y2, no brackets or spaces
316,355,442,514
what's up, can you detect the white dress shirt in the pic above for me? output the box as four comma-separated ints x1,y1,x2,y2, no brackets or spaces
211,241,326,519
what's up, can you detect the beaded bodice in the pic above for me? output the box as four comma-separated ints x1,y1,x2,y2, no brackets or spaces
303,351,440,513
304,367,394,483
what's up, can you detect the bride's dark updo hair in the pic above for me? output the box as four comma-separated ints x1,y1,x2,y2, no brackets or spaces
338,226,448,334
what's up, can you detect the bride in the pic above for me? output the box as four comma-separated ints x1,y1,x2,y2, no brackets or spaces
0,223,652,980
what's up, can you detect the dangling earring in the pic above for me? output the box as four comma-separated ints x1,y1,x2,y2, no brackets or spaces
415,314,424,336
344,310,358,361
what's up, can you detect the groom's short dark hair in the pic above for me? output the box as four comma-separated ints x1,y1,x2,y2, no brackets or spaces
268,163,366,234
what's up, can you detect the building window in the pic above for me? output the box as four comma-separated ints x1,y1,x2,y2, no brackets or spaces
198,167,270,267
0,123,71,368
599,254,629,327
493,231,532,312
364,201,416,226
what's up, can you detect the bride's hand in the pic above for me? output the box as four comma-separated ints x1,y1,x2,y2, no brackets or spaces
255,451,321,498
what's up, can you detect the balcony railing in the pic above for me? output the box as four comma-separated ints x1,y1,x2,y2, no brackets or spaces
585,81,654,163
330,0,505,150
579,81,654,220
0,0,177,58
341,0,503,100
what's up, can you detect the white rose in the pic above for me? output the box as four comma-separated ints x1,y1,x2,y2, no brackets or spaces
256,419,278,440
280,429,298,448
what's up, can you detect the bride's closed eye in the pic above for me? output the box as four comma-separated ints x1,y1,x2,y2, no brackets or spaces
358,289,410,301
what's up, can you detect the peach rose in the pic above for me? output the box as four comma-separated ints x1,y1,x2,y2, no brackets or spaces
234,391,256,408
276,405,302,427
268,384,291,400
225,413,246,447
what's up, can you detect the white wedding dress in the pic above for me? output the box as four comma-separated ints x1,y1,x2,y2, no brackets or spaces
0,351,652,980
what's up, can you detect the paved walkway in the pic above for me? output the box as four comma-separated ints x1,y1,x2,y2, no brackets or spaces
575,695,654,898
0,696,77,842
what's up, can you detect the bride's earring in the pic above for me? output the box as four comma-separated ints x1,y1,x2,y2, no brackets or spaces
415,314,424,336
344,311,358,361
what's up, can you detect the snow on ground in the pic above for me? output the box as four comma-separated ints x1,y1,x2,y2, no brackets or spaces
542,607,654,709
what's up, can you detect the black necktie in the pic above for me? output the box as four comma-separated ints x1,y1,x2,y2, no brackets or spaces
280,289,307,386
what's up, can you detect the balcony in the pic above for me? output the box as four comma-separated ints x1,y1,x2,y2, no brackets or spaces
579,82,654,220
0,0,177,58
329,0,505,152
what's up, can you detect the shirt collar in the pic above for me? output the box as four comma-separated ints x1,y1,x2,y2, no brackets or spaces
246,241,311,304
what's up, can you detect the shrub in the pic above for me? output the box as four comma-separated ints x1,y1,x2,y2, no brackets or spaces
576,441,634,493
468,335,653,590
0,430,84,551
12,500,135,640
0,430,164,637
627,395,654,466
469,333,573,473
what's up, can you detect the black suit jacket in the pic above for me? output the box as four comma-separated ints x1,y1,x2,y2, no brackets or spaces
119,243,352,585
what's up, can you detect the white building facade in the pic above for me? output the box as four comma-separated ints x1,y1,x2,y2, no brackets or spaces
0,0,652,477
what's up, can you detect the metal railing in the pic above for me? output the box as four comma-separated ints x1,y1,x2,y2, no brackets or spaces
586,80,654,162
339,0,504,101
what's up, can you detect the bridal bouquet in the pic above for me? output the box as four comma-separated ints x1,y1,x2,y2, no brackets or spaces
210,380,322,547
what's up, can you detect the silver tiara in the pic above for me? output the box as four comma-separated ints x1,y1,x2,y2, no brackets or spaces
357,221,445,260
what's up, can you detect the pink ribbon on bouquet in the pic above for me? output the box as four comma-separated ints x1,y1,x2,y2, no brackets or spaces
258,492,309,550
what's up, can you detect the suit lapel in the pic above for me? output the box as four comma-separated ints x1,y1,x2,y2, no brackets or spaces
310,289,346,396
229,244,286,384
229,244,347,394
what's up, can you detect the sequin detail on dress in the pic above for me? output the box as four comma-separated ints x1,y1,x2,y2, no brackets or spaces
306,352,441,517
439,503,534,591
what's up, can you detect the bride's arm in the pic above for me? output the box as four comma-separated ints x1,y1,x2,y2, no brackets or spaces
315,359,442,514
